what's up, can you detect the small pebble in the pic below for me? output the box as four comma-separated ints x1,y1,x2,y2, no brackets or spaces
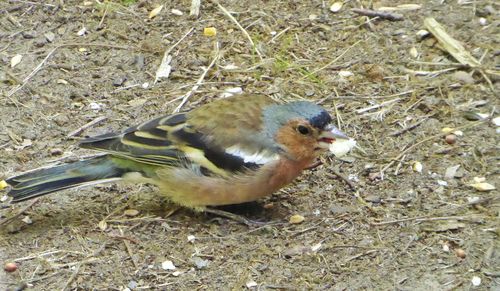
492,116,500,126
412,161,423,173
44,32,56,42
171,9,183,16
445,134,457,145
409,47,418,58
329,2,343,13
22,31,36,39
133,55,145,70
4,262,17,272
437,180,448,187
368,172,381,181
33,38,47,48
471,276,481,286
263,202,274,209
161,260,176,270
128,280,137,289
172,271,181,277
455,248,466,258
289,214,305,224
364,195,381,203
124,209,139,217
50,148,63,156
416,29,430,40
77,27,87,36
21,216,32,224
191,256,209,269
112,77,126,87
338,71,353,78
452,71,474,84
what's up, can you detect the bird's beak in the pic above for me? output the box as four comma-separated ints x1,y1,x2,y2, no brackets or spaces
317,124,348,149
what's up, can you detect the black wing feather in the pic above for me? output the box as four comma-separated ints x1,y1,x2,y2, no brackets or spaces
79,113,261,174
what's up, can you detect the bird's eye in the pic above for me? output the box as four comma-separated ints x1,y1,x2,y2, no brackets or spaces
297,125,310,135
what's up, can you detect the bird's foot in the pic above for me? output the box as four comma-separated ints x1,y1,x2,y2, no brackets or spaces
203,208,266,227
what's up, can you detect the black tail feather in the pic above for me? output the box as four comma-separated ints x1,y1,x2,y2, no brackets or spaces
6,155,124,203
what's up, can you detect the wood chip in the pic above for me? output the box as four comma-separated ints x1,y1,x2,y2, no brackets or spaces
11,54,22,67
190,0,201,17
149,5,163,19
424,17,481,67
470,182,496,191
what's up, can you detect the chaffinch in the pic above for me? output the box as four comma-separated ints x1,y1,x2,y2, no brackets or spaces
2,94,348,210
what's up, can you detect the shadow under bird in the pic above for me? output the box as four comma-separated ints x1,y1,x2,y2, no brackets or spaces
2,94,348,211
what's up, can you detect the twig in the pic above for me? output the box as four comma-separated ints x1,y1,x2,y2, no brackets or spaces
67,116,107,137
371,215,480,226
98,4,108,28
356,98,400,114
351,8,403,21
325,171,356,191
61,264,84,291
204,207,266,226
164,27,194,57
393,154,406,175
173,42,220,113
409,61,466,67
215,1,263,60
344,249,378,263
13,250,71,262
390,114,434,136
268,27,290,44
333,90,414,100
8,0,57,7
119,228,139,269
60,243,107,291
305,39,362,79
7,46,60,97
0,198,39,226
331,88,344,133
154,27,194,84
403,67,458,77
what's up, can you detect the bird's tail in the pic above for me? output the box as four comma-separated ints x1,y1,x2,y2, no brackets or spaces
2,155,125,203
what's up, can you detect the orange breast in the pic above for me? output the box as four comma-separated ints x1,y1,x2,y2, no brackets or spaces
154,157,312,208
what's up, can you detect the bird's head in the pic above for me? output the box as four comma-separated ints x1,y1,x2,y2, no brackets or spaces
262,101,347,162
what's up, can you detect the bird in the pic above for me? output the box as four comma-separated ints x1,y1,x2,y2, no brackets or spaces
1,94,348,212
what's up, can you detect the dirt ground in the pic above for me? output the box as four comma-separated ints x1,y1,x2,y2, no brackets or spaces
0,0,499,290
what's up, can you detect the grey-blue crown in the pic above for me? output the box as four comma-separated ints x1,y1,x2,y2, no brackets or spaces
261,101,332,139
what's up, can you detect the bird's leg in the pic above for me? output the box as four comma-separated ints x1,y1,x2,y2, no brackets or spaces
305,159,323,170
203,207,265,227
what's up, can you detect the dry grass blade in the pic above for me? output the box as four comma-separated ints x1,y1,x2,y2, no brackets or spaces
173,42,220,112
214,1,263,60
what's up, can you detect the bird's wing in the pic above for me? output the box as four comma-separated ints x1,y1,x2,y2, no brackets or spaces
79,111,277,176
79,113,186,167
